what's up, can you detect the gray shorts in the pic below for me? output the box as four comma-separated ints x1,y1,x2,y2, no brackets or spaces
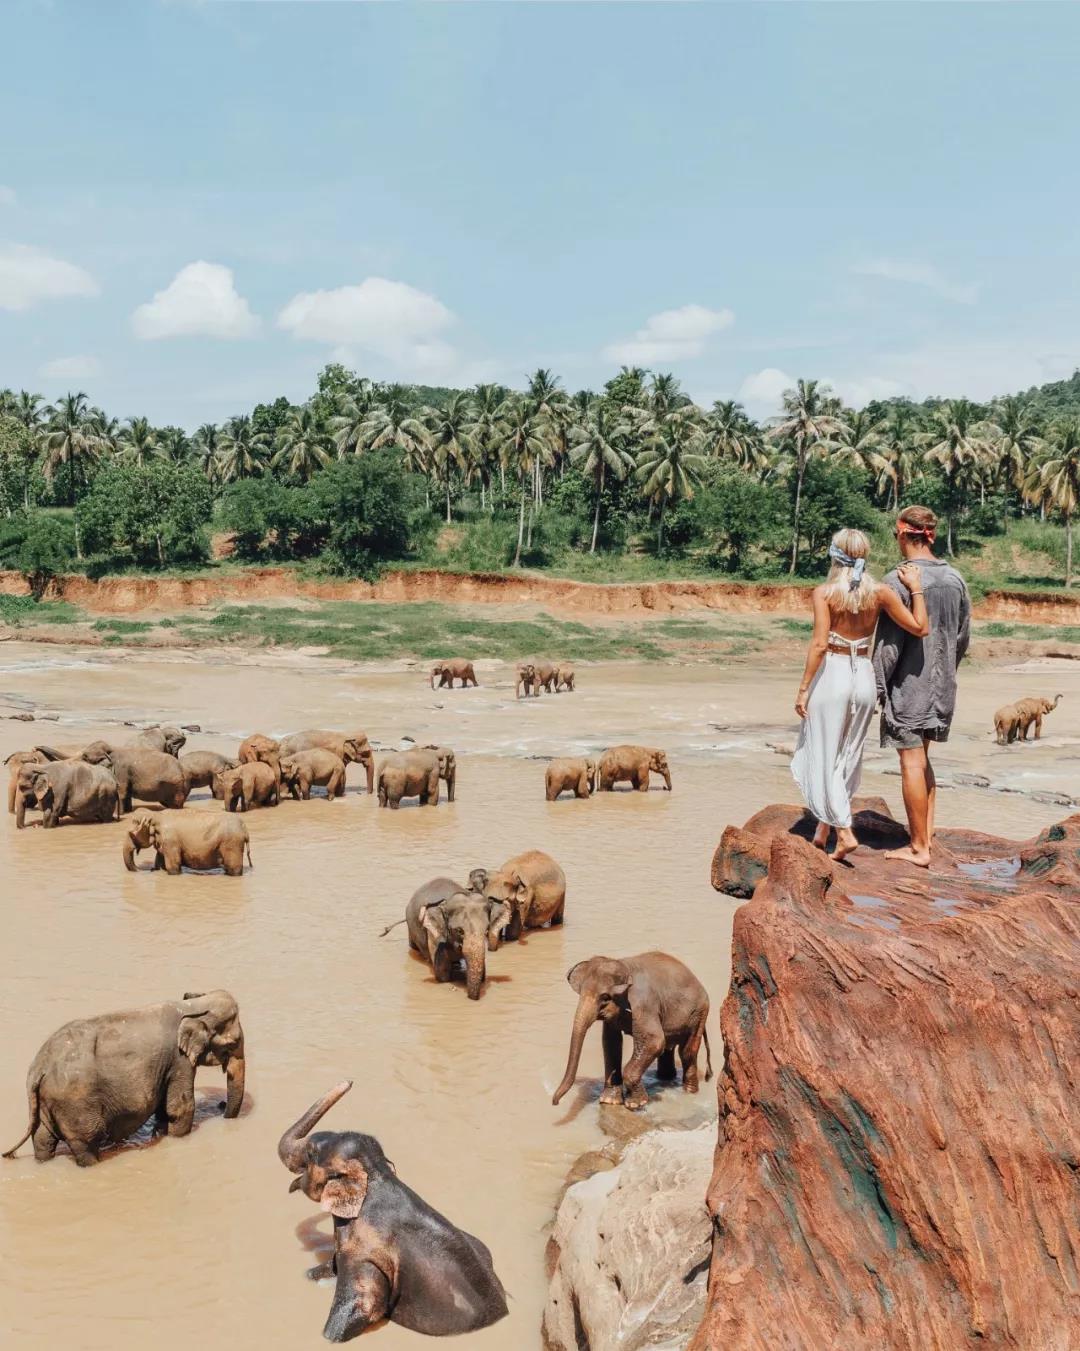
880,721,950,752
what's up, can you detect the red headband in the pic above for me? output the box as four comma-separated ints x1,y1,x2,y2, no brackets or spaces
897,520,936,543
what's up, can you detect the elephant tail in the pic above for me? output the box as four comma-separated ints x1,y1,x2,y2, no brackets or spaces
378,917,407,938
703,1025,713,1082
3,1078,41,1159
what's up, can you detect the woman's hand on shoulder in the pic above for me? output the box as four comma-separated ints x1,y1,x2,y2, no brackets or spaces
896,562,922,593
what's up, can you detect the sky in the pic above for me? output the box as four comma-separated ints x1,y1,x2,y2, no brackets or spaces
2,0,1080,430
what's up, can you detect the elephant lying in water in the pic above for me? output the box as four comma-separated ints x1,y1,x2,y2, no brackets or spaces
3,990,245,1166
180,750,237,799
597,744,672,792
14,759,119,828
478,849,566,941
123,809,252,875
81,741,187,813
551,952,711,1111
278,1081,508,1341
278,731,375,795
389,876,510,999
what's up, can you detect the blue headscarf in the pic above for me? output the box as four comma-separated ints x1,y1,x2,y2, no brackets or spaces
828,542,866,590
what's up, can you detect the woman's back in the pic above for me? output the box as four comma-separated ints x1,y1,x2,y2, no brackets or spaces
815,584,884,642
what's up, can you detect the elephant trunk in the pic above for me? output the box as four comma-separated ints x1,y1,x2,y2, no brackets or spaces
552,997,597,1105
15,792,27,829
463,933,486,1001
122,835,139,871
429,670,436,689
277,1080,353,1172
446,763,456,803
1054,693,1063,708
661,767,672,791
224,1050,246,1118
360,751,374,795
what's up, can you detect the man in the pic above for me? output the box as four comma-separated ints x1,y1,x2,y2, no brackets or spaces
874,505,970,868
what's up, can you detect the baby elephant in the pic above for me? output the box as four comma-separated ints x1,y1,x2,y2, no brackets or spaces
551,952,711,1111
123,809,252,876
3,990,245,1166
478,849,566,941
278,1081,508,1341
430,658,478,689
554,663,576,692
597,744,672,793
215,762,279,812
377,747,455,808
180,751,238,799
279,750,347,800
994,693,1062,744
6,749,50,813
395,876,510,1000
545,757,597,800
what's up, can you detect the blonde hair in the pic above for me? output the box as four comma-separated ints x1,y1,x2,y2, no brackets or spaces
822,528,877,614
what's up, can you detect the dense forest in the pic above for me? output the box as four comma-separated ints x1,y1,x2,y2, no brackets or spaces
2,363,1080,593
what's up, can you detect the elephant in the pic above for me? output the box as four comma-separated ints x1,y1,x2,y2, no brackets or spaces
80,741,186,813
3,991,245,1166
545,757,597,801
6,749,49,813
535,661,558,694
14,759,120,829
180,750,238,799
515,662,538,699
278,731,374,795
278,1081,508,1341
131,725,187,756
554,663,576,693
279,750,347,801
479,849,565,941
238,732,283,783
123,809,252,876
391,877,511,1000
994,693,1063,744
215,762,280,812
429,659,478,690
376,747,455,808
551,953,712,1111
597,744,672,793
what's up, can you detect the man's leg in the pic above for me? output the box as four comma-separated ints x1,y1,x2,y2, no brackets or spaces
924,737,937,842
885,741,932,867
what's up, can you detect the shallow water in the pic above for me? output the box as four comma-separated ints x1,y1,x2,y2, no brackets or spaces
0,645,1075,1349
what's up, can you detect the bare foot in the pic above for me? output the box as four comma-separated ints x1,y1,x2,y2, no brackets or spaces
884,846,931,869
812,823,830,851
833,829,860,864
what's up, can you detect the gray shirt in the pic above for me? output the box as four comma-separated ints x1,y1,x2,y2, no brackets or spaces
874,558,971,732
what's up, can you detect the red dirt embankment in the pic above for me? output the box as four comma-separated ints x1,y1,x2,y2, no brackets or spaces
2,567,1079,623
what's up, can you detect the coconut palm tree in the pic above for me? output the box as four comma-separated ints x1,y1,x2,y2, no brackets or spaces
648,372,690,418
424,393,475,524
43,392,99,557
990,395,1042,530
193,423,223,484
119,416,161,467
525,368,565,506
88,409,121,458
768,378,844,573
876,405,921,511
1030,418,1080,584
833,408,888,489
469,384,509,508
920,399,994,554
330,379,378,457
271,407,330,484
13,390,45,433
706,399,769,473
635,406,708,552
157,426,191,464
570,402,635,553
500,397,548,565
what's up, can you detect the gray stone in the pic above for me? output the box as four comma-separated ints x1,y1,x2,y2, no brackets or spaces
543,1126,714,1351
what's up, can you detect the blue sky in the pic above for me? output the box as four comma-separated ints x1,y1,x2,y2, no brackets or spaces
2,0,1079,429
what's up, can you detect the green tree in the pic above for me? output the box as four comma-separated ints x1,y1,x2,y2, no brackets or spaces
500,398,548,565
989,395,1042,530
424,392,474,524
3,514,76,598
220,414,272,482
119,416,161,467
468,383,509,508
78,461,212,568
768,378,843,573
44,392,100,556
1030,418,1080,584
920,398,993,554
696,469,781,571
272,407,331,484
305,451,414,576
158,426,191,463
570,403,635,553
634,406,708,551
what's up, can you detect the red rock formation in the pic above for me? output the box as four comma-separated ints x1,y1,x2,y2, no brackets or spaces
693,804,1080,1350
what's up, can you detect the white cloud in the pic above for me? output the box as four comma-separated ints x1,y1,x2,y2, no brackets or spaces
131,261,259,340
40,354,102,381
851,259,979,305
737,367,795,417
603,303,734,365
824,374,908,408
0,186,16,207
277,276,453,358
0,242,99,312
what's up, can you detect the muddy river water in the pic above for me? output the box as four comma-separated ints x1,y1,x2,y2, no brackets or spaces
1,643,1077,1349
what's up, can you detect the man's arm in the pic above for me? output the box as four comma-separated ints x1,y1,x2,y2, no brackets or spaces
956,581,971,664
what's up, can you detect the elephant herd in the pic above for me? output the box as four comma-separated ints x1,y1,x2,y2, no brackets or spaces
3,669,711,1343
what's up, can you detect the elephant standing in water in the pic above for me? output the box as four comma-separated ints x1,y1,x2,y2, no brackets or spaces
3,991,245,1166
994,693,1063,744
215,762,280,811
123,809,252,875
551,952,711,1111
430,659,478,689
278,731,375,795
554,663,576,692
392,876,510,999
597,744,672,792
278,1081,508,1341
515,662,538,699
6,749,49,813
80,741,187,812
280,750,347,800
545,757,597,800
377,747,455,808
238,732,283,783
180,751,237,799
479,850,565,941
14,759,119,828
132,725,187,756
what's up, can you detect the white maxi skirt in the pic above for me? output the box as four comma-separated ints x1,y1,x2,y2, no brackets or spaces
791,651,876,829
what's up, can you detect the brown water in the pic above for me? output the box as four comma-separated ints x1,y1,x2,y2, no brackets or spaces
1,643,1076,1349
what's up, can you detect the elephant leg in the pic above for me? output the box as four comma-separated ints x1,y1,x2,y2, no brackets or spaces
324,1260,391,1342
621,1029,665,1110
223,846,243,877
599,1022,624,1105
636,769,650,792
69,1139,100,1168
679,1012,707,1092
153,850,166,870
546,783,559,802
655,1047,678,1082
432,943,454,983
163,845,183,875
31,1122,58,1162
576,774,588,798
549,897,565,925
503,908,522,943
427,771,440,804
1034,716,1043,739
164,1062,196,1137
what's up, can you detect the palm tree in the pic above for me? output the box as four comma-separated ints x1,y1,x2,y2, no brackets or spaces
768,378,844,572
13,390,45,432
193,423,223,484
990,395,1042,530
271,407,329,484
424,393,474,524
360,384,428,463
921,399,994,554
469,384,509,508
330,380,377,456
89,409,121,458
119,416,161,467
158,426,191,464
500,398,548,565
43,392,99,557
648,372,690,418
833,408,888,487
525,368,565,507
570,402,635,553
878,405,920,511
706,399,769,473
1030,418,1080,584
635,406,708,552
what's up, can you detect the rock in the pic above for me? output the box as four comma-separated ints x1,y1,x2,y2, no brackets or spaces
181,723,201,733
37,713,59,721
693,805,1080,1349
954,772,991,788
544,1127,714,1351
9,712,33,722
1031,789,1076,807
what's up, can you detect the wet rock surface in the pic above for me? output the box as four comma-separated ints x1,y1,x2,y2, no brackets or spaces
544,1126,714,1351
695,803,1080,1349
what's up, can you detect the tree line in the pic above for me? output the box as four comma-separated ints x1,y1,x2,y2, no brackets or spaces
2,362,1080,585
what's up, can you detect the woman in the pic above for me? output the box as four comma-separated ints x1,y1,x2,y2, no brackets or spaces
791,529,929,861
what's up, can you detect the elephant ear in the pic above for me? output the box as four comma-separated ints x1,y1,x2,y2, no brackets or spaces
567,960,592,994
321,1160,368,1219
468,867,489,894
148,818,163,847
607,961,633,999
419,902,448,941
177,1012,214,1065
486,900,509,947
